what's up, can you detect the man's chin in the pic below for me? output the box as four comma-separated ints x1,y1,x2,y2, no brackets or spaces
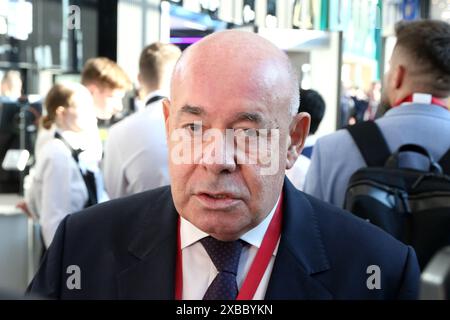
192,214,251,241
208,233,242,242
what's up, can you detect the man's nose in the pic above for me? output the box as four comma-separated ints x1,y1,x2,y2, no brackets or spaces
200,134,236,174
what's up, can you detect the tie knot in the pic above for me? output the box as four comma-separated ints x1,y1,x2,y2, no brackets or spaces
200,236,244,275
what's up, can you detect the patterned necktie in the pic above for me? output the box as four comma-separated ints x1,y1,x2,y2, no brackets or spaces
200,236,244,300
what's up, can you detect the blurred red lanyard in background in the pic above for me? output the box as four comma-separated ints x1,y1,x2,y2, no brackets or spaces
394,93,449,110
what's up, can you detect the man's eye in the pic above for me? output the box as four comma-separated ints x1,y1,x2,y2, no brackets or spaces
236,128,258,137
184,123,202,133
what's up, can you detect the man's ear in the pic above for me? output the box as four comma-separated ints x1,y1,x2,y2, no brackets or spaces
162,98,171,139
286,112,310,170
85,83,98,96
392,64,405,90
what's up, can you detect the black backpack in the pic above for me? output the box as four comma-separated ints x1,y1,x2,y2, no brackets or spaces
344,121,450,269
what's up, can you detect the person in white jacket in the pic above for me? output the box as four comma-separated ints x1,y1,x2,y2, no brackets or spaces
103,43,181,199
25,82,108,248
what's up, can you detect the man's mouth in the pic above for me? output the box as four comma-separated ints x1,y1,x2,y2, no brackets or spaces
203,193,230,199
195,192,242,210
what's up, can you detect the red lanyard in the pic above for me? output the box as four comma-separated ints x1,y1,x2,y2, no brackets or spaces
175,217,183,300
394,94,449,110
175,193,283,300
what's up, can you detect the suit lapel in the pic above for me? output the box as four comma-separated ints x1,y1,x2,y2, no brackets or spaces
265,179,332,299
115,181,333,299
117,187,179,299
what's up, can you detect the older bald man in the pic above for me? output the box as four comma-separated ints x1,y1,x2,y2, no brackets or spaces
27,31,420,300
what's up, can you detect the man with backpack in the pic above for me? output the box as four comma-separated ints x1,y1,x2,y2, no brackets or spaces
304,20,450,268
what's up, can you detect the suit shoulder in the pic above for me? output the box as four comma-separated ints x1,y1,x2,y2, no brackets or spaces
108,114,138,137
65,186,171,235
312,130,362,170
108,110,164,145
300,193,420,298
315,129,354,153
40,139,72,160
108,110,154,138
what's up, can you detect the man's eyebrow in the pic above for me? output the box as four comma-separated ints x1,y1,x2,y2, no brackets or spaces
177,105,206,117
176,107,278,127
232,112,264,124
231,112,279,128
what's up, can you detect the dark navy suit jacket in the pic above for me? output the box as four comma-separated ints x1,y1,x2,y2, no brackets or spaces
27,179,420,299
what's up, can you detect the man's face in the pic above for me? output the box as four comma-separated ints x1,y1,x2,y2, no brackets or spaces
164,60,307,241
90,85,125,120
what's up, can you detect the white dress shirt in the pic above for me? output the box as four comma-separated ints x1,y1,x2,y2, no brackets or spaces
34,123,103,164
180,196,281,300
26,129,108,248
103,91,170,199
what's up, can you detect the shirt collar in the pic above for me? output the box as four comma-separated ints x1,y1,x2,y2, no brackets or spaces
143,90,166,105
180,195,281,253
385,103,450,120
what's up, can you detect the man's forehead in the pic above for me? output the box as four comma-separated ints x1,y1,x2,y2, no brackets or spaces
173,38,290,90
173,62,288,106
170,69,291,124
170,33,295,121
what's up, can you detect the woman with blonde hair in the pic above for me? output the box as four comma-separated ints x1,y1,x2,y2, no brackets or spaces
25,82,108,248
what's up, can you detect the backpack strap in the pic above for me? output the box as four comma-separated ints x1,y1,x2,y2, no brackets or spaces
438,148,450,175
346,121,391,167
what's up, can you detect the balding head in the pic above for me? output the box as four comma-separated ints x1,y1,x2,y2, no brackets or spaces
171,30,299,117
163,30,310,241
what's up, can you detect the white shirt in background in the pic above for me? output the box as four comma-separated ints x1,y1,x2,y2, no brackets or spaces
26,129,108,248
103,91,169,199
286,135,317,191
34,123,103,164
